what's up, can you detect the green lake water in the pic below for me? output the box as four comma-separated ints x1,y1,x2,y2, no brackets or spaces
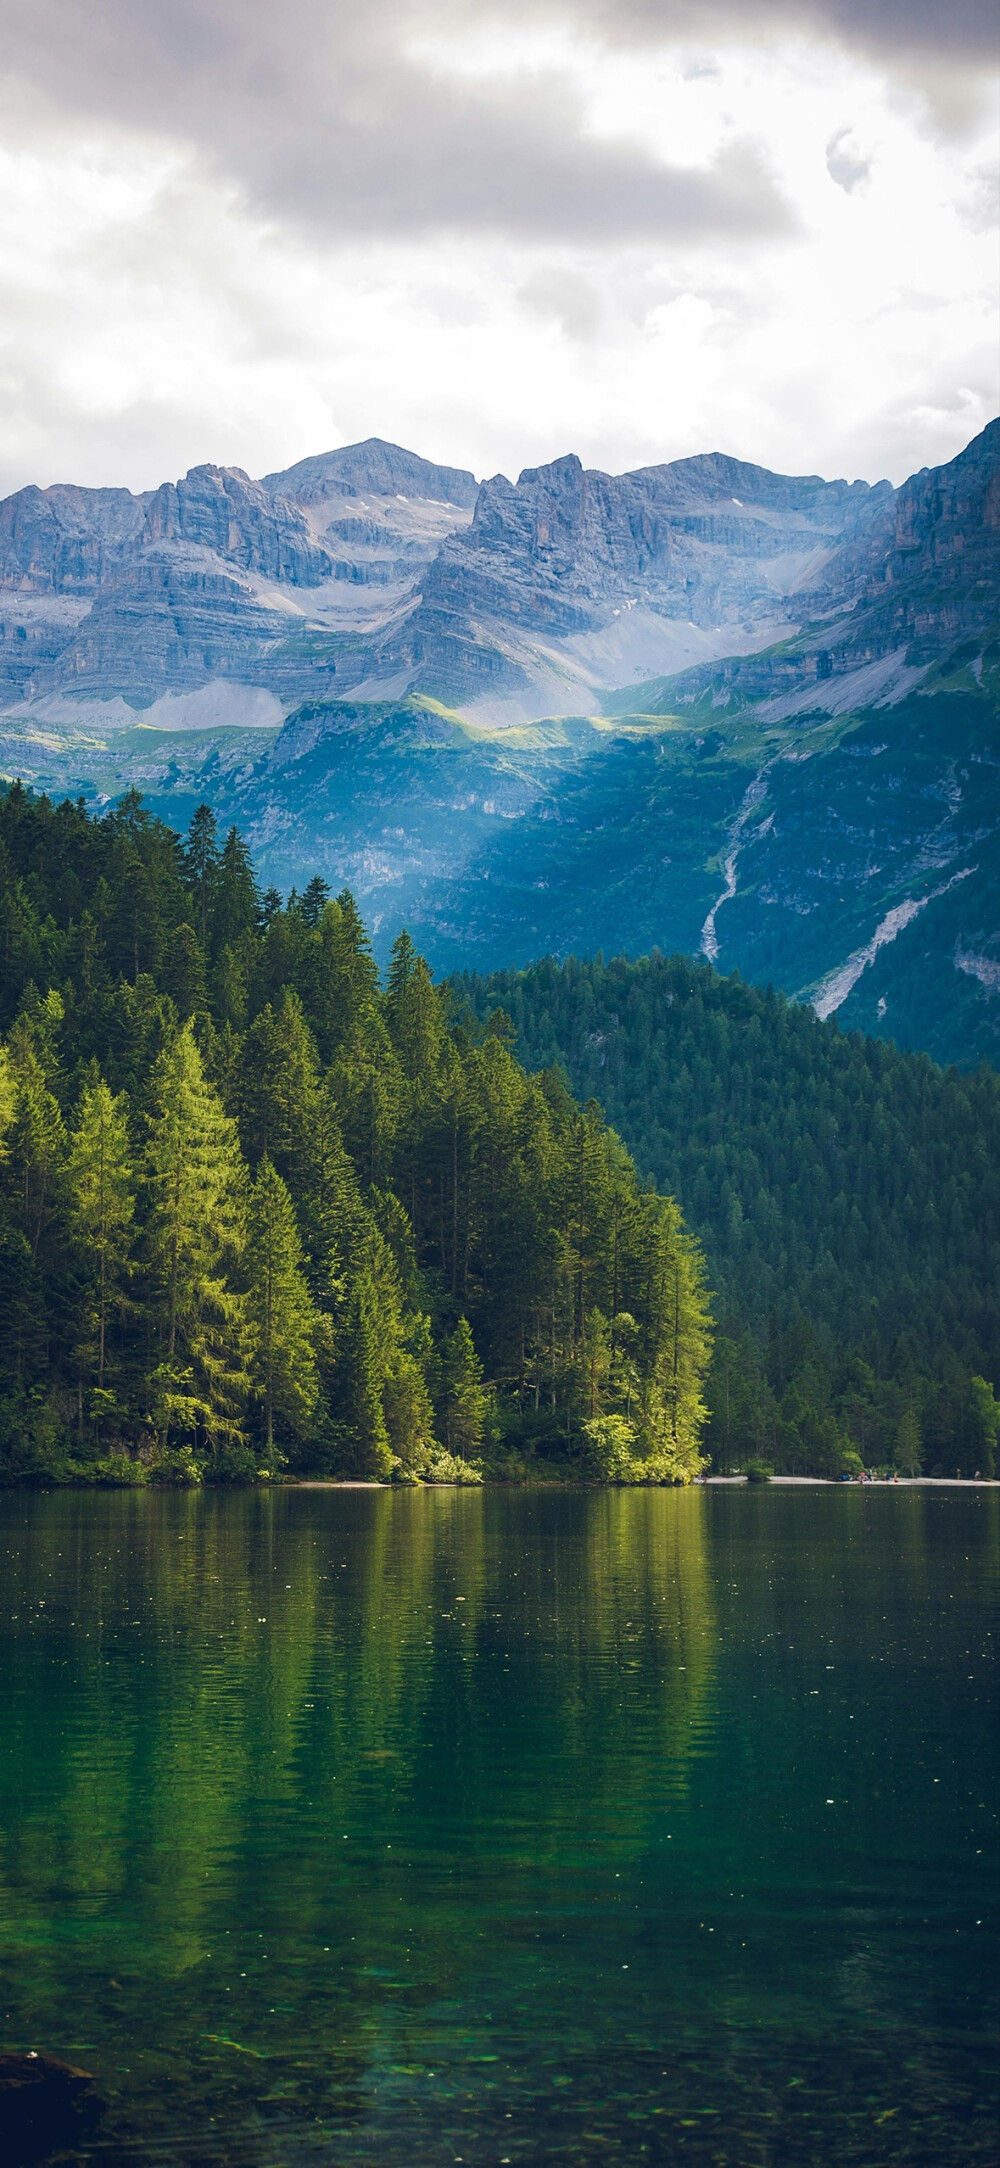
0,1487,995,2165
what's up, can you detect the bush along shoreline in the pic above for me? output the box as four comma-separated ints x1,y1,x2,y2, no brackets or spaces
0,788,711,1488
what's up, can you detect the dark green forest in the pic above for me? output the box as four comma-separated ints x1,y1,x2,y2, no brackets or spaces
460,953,1000,1478
0,786,710,1488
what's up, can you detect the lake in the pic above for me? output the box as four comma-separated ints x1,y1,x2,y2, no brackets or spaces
0,1486,995,2164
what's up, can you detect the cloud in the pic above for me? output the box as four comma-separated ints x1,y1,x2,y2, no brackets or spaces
0,0,796,246
826,129,871,192
581,0,995,66
0,2,994,499
518,267,605,341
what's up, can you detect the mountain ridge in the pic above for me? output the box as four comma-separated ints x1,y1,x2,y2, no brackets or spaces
0,432,900,715
0,420,996,1069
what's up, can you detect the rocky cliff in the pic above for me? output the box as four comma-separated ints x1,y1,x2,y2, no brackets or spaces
0,431,910,719
0,439,478,709
381,450,889,715
0,420,996,1069
642,419,1000,720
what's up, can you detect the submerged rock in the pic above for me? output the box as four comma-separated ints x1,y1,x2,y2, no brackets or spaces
0,2050,102,2161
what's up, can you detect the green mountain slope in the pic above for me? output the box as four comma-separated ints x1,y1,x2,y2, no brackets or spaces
4,672,997,1068
459,949,1000,1474
3,664,998,1066
0,422,995,1070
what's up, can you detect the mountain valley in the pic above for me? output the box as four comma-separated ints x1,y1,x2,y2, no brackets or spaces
0,420,997,1067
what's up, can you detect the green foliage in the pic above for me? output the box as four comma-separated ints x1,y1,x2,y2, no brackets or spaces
0,789,713,1485
422,1449,484,1485
145,1024,248,1448
461,951,1000,1477
438,1317,488,1461
338,1270,395,1480
90,1451,148,1488
245,1157,320,1455
65,1077,136,1410
581,1413,638,1481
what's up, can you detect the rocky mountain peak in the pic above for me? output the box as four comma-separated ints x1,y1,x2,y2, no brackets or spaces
0,483,145,596
265,438,479,510
141,463,329,586
0,420,993,725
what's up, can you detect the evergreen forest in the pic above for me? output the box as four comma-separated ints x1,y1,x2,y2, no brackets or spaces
0,786,710,1488
460,953,1000,1478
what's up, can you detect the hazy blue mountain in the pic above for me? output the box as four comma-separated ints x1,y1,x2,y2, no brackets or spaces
0,421,996,1066
0,434,890,718
0,439,479,712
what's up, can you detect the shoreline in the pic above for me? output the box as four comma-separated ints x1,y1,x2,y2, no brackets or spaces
2,1475,997,1497
285,1475,1000,1490
702,1475,1000,1487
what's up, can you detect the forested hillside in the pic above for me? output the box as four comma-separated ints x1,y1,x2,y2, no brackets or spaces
460,953,1000,1478
0,786,710,1488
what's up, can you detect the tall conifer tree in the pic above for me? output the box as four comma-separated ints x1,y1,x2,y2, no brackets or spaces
66,1077,136,1395
246,1157,320,1453
439,1317,488,1459
340,1271,393,1479
145,1023,247,1445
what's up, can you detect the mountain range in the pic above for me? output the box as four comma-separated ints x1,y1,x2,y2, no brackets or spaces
0,419,997,1067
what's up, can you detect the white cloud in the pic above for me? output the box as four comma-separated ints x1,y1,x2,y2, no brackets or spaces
0,21,995,496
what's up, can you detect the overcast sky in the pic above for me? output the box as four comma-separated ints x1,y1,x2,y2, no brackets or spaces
0,0,996,496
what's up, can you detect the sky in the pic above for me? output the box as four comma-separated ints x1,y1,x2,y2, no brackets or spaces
0,0,996,498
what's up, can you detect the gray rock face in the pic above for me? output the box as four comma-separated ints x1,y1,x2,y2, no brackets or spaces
0,440,477,708
654,419,1000,717
262,440,479,602
142,464,330,586
264,438,479,509
0,422,993,725
0,483,146,593
50,551,298,704
0,482,148,704
828,418,1000,660
382,450,889,711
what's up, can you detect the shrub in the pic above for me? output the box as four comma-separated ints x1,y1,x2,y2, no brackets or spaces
422,1450,483,1485
90,1453,148,1488
204,1442,260,1485
580,1414,638,1482
148,1444,202,1486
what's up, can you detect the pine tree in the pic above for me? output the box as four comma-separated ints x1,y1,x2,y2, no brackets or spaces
383,1343,438,1469
232,990,320,1200
299,876,331,929
439,1316,488,1460
894,1404,923,1476
340,1272,393,1479
5,1033,66,1261
246,1157,320,1454
959,1375,998,1478
66,1077,136,1396
387,931,445,1085
161,923,208,1021
145,1023,247,1446
300,891,382,1065
298,1077,366,1300
212,828,260,954
184,804,220,946
0,1044,15,1159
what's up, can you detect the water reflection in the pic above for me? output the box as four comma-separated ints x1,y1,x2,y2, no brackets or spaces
0,1487,995,2164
